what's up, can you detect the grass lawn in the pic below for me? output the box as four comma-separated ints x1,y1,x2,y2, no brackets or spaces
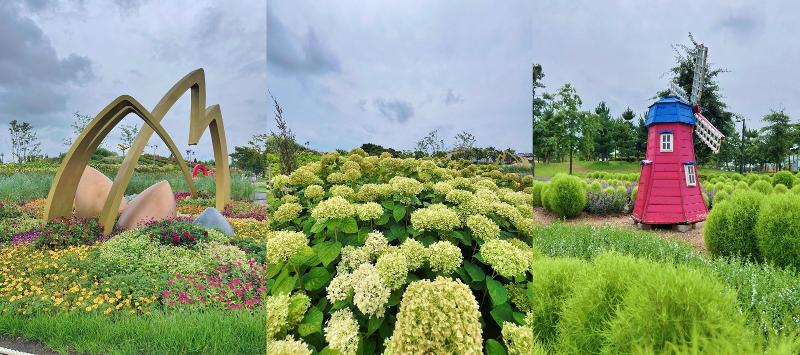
530,160,726,178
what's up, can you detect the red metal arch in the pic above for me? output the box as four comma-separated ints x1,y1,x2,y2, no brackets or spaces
192,164,209,177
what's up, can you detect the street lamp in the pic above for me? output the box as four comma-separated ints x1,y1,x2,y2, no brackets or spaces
734,115,745,174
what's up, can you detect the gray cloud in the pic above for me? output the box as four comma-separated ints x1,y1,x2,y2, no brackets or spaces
443,88,463,105
714,7,765,38
267,7,340,77
0,3,92,120
373,98,414,123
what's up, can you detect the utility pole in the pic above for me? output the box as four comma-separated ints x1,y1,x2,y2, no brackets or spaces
735,115,745,174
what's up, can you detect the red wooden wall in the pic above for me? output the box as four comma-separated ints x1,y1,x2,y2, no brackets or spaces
632,122,707,224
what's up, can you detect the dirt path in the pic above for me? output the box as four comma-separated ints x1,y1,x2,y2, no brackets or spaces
532,208,707,252
0,335,60,355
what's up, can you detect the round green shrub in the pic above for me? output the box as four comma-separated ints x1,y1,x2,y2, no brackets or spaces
735,181,749,190
531,181,544,207
773,171,794,188
540,184,551,210
631,186,638,202
756,194,800,269
704,190,764,261
530,257,589,350
604,260,752,353
712,190,729,206
774,184,788,194
545,174,586,218
588,181,602,192
751,180,772,195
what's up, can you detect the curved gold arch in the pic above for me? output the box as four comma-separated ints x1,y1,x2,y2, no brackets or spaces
44,69,232,235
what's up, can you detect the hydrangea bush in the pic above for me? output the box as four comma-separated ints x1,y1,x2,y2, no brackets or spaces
264,152,533,354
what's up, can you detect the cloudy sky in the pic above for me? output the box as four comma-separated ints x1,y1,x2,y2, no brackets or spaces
534,1,800,130
267,1,534,153
0,0,265,161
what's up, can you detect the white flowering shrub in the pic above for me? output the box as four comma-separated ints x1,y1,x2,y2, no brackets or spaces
265,154,533,354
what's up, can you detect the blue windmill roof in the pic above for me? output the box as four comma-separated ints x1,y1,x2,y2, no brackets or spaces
645,96,696,127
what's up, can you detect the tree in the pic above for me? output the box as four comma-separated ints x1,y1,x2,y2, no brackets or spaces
230,146,266,177
552,83,586,174
452,131,476,160
270,93,298,174
117,124,139,157
593,102,613,161
761,109,793,170
415,129,446,156
532,63,545,176
658,33,735,165
63,111,93,147
361,143,399,156
8,120,42,163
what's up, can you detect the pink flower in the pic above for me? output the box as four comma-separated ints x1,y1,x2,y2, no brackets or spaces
162,290,171,298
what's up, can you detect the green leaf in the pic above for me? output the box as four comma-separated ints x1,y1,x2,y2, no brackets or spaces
451,230,471,245
388,223,407,242
486,278,508,306
318,348,337,355
326,219,340,232
392,205,406,222
463,261,485,282
310,220,326,233
512,311,527,325
485,339,508,355
298,307,324,336
289,245,316,267
381,200,396,210
313,241,342,267
266,262,284,279
376,212,391,226
367,316,384,336
387,290,403,307
341,217,359,234
302,267,332,291
271,270,296,295
490,302,514,328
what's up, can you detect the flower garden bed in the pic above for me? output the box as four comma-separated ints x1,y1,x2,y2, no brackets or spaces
0,191,267,354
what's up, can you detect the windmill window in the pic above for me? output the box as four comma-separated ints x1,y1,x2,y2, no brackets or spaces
684,164,697,186
660,133,673,152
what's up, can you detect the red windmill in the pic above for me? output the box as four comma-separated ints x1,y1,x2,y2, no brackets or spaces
632,38,724,229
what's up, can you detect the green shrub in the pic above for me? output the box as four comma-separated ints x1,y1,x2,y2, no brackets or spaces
540,184,551,209
530,257,589,349
631,186,638,202
752,180,773,194
545,174,586,218
532,253,755,354
588,181,602,192
774,184,789,194
604,258,752,353
531,181,544,207
712,190,729,206
704,190,764,262
756,194,800,269
773,171,794,188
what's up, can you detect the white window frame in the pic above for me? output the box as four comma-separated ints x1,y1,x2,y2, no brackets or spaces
684,164,697,187
660,133,673,152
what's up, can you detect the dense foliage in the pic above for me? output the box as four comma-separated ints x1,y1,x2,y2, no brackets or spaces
265,151,533,354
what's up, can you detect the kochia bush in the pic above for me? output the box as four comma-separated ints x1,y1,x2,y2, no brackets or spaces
772,170,794,189
545,174,586,218
704,190,764,262
755,194,800,270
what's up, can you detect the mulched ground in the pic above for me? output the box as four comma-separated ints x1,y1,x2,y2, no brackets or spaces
532,208,707,252
0,335,60,355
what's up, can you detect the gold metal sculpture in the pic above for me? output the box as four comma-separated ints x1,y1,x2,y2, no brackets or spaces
44,69,231,235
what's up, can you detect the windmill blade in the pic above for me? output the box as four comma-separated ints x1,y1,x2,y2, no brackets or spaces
690,44,708,105
669,82,689,102
694,112,724,153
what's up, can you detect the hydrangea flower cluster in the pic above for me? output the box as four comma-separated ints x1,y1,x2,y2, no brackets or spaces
362,231,390,260
356,183,393,202
351,263,391,317
326,272,352,303
427,241,463,274
329,185,355,200
266,293,310,340
311,196,355,221
375,251,409,290
502,322,534,355
398,238,428,270
289,167,323,187
267,337,311,355
480,239,531,279
266,231,308,262
337,246,369,273
355,202,383,221
387,277,482,354
324,309,360,355
272,202,302,223
466,214,501,241
303,184,325,200
410,204,461,232
389,176,424,199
